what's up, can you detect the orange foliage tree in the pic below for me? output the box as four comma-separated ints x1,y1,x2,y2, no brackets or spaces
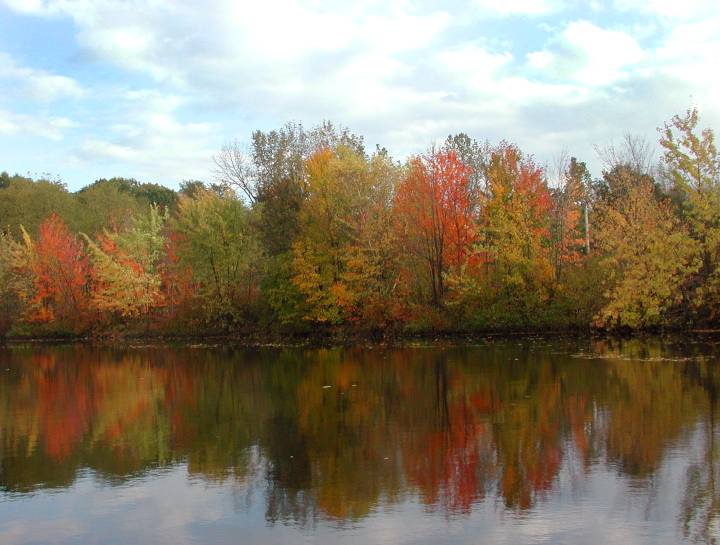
18,214,92,331
159,230,196,327
550,157,589,282
85,205,168,324
292,146,402,327
394,149,477,307
447,143,554,326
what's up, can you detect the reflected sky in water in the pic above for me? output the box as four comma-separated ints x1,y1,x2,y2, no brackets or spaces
1,337,719,544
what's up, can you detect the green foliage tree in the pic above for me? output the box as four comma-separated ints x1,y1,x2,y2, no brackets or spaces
660,108,720,323
0,232,24,336
171,190,264,328
0,175,76,237
178,180,208,198
442,133,490,200
85,177,177,210
74,179,148,235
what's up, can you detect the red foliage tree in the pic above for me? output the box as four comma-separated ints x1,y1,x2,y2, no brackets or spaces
158,230,196,326
23,214,92,331
476,144,554,287
394,149,477,306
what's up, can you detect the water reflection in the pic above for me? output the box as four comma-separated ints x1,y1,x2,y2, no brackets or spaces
0,338,719,544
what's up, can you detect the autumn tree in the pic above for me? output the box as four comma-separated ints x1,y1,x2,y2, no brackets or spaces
549,157,589,282
215,122,367,330
0,232,25,336
215,121,365,255
14,214,93,332
85,205,168,323
158,230,195,328
394,149,477,308
4,113,720,335
448,143,553,327
292,145,401,326
171,189,264,328
340,150,405,328
0,175,76,238
660,108,720,323
593,170,698,329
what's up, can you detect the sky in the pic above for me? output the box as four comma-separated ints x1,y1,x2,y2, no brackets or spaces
0,0,718,191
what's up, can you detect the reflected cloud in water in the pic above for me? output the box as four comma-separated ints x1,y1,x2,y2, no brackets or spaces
0,338,718,544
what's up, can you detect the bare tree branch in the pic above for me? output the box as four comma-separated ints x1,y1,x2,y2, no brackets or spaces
594,133,656,176
213,140,258,203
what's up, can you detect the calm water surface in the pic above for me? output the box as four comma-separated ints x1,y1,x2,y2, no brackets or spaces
1,338,719,544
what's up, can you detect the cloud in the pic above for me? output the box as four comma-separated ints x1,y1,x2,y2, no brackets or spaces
72,93,217,184
1,0,53,15
0,116,18,135
0,0,719,188
0,109,76,140
526,21,646,86
2,1,451,87
613,0,720,20
654,18,720,104
474,0,566,17
0,52,85,101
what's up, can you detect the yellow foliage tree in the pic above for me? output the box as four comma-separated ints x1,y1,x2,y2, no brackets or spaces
292,146,400,326
85,205,168,322
593,172,698,328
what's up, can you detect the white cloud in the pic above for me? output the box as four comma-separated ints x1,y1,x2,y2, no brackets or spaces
1,0,719,187
475,0,566,17
434,44,513,81
0,52,85,101
73,97,217,184
0,109,76,140
1,0,52,15
2,1,451,86
651,17,720,113
613,0,720,20
0,111,18,134
526,20,646,86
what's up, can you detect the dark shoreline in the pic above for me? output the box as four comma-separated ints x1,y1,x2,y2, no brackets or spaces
3,327,719,348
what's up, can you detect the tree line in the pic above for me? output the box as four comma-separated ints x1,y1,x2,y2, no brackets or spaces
0,109,718,337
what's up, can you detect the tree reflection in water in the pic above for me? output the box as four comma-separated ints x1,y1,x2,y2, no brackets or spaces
0,338,719,540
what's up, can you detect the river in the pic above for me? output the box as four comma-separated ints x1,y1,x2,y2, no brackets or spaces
1,337,718,544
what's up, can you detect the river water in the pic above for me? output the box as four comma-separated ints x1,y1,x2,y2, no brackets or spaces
1,337,719,544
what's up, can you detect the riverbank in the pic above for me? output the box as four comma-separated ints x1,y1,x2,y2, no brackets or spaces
4,326,719,348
